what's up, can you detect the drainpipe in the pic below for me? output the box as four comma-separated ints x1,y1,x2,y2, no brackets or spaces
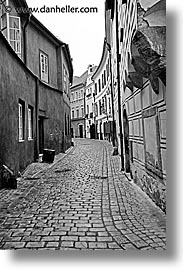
83,87,86,138
23,13,31,66
106,40,116,148
34,77,39,161
115,0,124,170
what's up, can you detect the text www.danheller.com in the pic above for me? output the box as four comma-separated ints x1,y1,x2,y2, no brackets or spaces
2,4,98,14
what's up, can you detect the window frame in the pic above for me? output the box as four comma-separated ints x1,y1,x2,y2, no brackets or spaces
40,50,49,83
28,105,33,140
18,100,25,142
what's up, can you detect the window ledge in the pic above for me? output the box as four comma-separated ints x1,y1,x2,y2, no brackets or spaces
18,140,25,143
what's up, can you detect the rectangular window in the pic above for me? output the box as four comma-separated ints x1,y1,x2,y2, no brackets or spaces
19,100,25,141
99,100,102,115
28,106,33,140
76,109,79,118
0,4,21,58
81,106,84,117
40,51,49,83
106,62,109,79
63,65,68,94
95,83,97,95
81,89,84,98
95,103,98,117
98,79,101,92
72,110,74,119
108,97,111,115
104,70,106,86
9,16,21,57
102,74,104,88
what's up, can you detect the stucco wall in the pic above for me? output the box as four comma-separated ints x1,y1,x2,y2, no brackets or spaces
123,78,166,212
39,83,65,154
0,33,36,184
26,23,58,88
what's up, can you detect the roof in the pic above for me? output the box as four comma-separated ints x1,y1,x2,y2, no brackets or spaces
144,0,166,17
71,70,88,87
92,39,108,80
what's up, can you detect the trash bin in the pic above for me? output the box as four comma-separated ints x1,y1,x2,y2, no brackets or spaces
42,149,55,163
8,175,17,189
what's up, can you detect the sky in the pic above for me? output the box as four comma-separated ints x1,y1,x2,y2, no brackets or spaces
25,0,161,77
26,0,105,77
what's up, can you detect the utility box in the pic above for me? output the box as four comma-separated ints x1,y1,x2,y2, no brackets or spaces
42,149,55,163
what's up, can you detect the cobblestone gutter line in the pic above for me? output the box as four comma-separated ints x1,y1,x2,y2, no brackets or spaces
0,139,166,251
101,141,166,250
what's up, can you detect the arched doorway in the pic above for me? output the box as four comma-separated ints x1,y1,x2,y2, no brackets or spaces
123,109,130,173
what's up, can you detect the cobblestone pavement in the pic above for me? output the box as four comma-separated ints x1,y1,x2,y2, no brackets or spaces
0,139,166,251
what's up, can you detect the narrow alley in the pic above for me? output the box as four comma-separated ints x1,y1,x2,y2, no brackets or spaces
0,139,166,251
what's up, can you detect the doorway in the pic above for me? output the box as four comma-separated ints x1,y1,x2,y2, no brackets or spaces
90,124,95,139
38,117,44,154
79,124,83,138
123,109,130,173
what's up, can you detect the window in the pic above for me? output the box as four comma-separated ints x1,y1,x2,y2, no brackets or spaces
95,103,98,117
40,51,48,83
81,106,84,117
9,16,21,57
28,106,33,140
99,100,102,115
87,105,89,115
0,2,7,35
76,109,79,118
19,100,25,141
109,97,111,115
104,70,106,86
63,65,68,94
106,63,109,79
0,4,21,58
102,74,104,88
72,109,74,119
95,83,97,95
92,103,94,113
72,93,75,101
76,92,78,100
104,96,107,114
98,79,101,92
81,90,84,98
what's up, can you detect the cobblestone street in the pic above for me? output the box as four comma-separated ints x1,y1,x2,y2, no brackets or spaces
0,139,166,251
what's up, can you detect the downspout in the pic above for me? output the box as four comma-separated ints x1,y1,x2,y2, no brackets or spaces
115,0,124,170
23,13,31,66
84,86,86,138
34,77,39,161
106,40,116,148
